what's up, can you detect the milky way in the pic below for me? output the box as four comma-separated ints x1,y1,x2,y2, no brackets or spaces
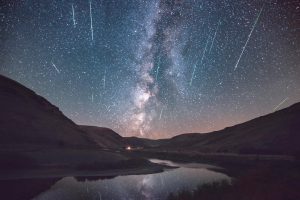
1,0,300,138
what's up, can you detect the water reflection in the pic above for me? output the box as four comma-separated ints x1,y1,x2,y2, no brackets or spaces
149,159,223,169
33,160,230,200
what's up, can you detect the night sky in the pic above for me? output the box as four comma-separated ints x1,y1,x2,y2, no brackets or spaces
1,0,300,138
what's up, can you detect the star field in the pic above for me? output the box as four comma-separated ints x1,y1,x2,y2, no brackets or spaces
1,0,300,138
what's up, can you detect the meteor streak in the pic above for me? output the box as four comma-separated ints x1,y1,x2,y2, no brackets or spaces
103,68,106,90
273,97,289,111
89,1,94,41
234,4,265,70
159,107,164,120
71,4,76,28
209,20,221,54
155,56,161,81
190,35,210,86
51,61,60,73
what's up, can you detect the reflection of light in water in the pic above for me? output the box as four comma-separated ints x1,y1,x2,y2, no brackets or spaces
33,161,231,200
148,158,179,167
149,158,223,170
139,175,155,199
160,174,165,187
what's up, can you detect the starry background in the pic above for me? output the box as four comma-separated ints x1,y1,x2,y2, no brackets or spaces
1,0,300,138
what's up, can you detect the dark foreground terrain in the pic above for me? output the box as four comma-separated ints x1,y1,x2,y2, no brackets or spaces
0,75,299,200
1,151,299,200
122,148,300,200
167,161,300,200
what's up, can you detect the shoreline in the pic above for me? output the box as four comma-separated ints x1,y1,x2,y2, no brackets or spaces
0,163,174,181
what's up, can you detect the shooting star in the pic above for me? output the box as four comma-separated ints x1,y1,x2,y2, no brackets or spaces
104,104,111,112
273,97,289,111
89,1,94,41
234,3,265,70
155,56,161,81
103,68,106,90
209,20,221,54
190,34,211,86
159,107,164,120
91,93,94,103
71,4,76,28
51,61,60,73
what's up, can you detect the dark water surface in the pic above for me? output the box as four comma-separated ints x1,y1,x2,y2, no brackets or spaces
32,159,230,200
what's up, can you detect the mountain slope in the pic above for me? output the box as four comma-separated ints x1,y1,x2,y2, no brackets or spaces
80,126,124,148
159,103,300,155
0,75,95,147
80,126,162,149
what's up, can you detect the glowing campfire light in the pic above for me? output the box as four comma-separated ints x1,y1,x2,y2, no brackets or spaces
126,146,131,150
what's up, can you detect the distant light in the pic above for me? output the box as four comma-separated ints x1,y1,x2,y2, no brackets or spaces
126,146,131,150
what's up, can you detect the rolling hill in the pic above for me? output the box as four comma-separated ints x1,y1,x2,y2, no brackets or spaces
79,126,124,148
0,75,95,147
1,74,299,156
158,102,300,155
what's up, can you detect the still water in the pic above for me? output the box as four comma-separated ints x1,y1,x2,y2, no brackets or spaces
33,159,230,200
